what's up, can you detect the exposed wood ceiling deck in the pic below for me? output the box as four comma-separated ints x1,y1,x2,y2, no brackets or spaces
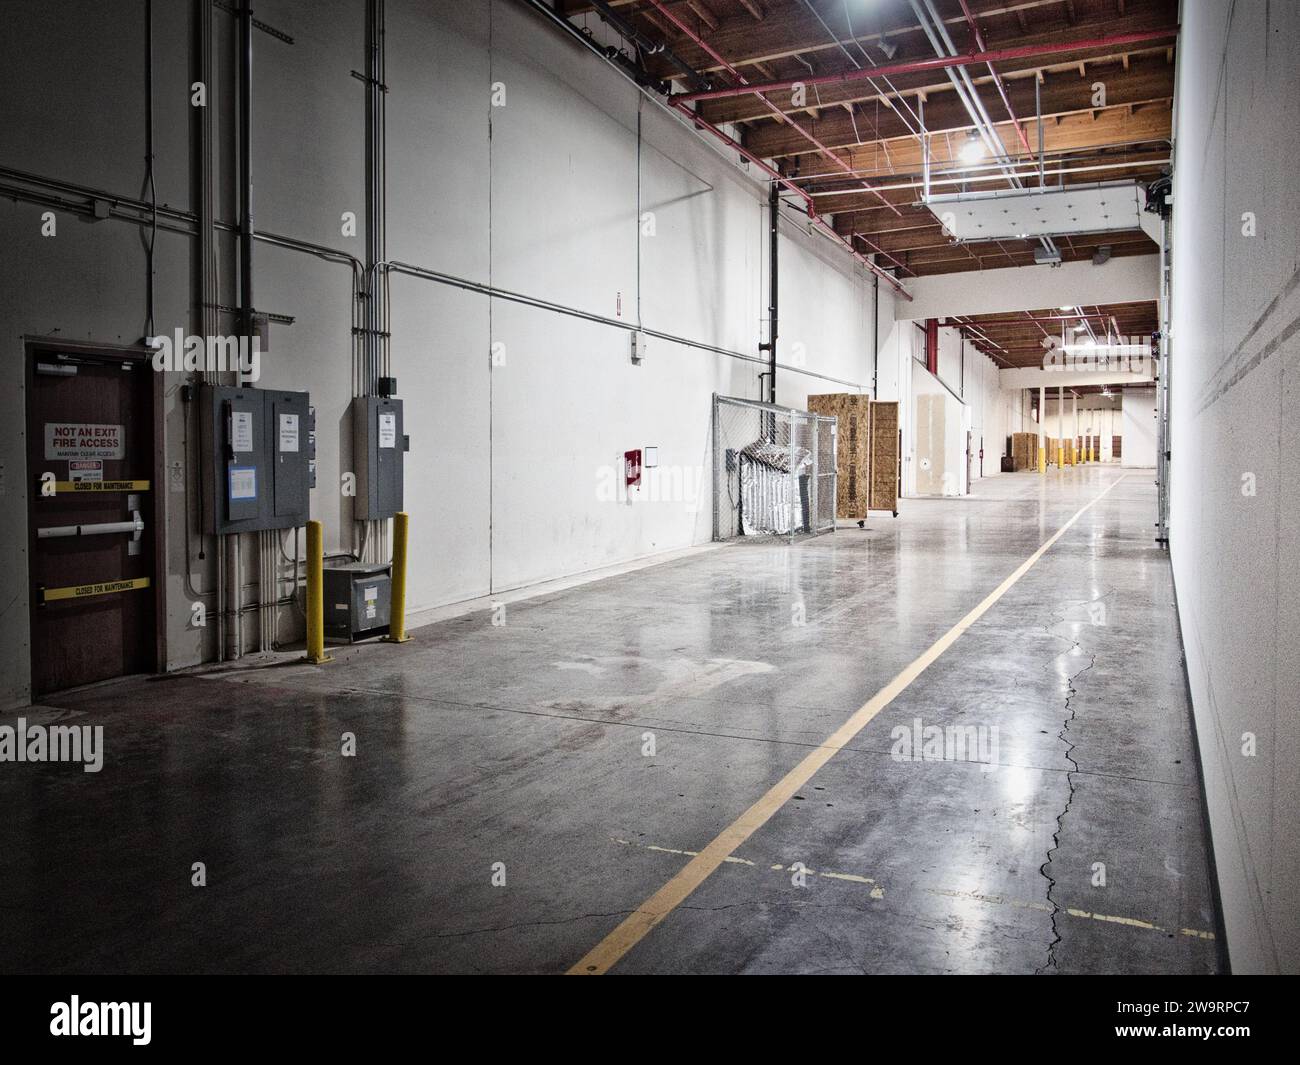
953,298,1157,387
556,0,1176,280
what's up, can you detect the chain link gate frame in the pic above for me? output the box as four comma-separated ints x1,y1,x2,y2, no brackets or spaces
712,394,837,544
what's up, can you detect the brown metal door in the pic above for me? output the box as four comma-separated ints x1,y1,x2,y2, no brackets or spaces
27,348,157,695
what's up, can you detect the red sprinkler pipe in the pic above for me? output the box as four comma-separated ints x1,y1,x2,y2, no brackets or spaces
675,28,1179,103
645,0,901,217
667,98,913,300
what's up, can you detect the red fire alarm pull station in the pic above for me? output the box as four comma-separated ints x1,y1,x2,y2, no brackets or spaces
625,449,642,489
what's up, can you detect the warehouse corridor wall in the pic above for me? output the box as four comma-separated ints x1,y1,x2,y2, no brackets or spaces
0,0,889,706
1168,0,1300,974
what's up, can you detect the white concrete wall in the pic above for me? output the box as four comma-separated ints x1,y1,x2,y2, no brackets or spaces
1168,0,1300,974
0,0,893,707
965,351,1030,477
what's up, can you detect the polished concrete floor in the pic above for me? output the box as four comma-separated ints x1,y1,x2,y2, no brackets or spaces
0,465,1223,974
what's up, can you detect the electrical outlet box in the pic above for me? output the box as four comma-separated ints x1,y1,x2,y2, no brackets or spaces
199,384,311,534
630,330,646,365
351,395,404,519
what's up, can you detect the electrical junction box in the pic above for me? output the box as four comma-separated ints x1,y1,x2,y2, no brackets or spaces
322,561,391,642
199,384,311,534
351,395,405,519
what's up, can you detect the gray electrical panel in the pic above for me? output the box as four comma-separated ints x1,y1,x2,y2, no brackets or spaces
351,395,405,519
200,384,312,534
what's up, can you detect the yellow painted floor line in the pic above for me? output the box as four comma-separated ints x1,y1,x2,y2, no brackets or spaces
616,837,1215,942
569,475,1131,975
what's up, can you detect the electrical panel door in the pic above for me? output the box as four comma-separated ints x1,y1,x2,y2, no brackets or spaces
199,384,311,534
351,396,404,519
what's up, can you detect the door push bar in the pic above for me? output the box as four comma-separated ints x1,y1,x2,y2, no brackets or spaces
38,510,144,545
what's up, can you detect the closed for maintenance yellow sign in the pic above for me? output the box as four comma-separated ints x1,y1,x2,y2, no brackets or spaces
42,577,151,602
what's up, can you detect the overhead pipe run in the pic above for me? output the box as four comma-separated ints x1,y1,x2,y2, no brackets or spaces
517,0,912,296
954,0,1032,156
587,0,711,92
669,101,911,299
645,0,901,219
674,28,1179,103
909,0,1058,261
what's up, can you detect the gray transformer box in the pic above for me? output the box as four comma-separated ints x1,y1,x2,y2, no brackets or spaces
322,562,391,642
351,396,404,519
199,384,311,534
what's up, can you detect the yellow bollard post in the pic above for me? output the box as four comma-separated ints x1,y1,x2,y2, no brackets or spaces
383,511,412,643
1038,443,1046,474
306,520,332,664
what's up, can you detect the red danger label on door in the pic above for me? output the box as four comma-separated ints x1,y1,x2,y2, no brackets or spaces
44,423,124,460
69,460,103,483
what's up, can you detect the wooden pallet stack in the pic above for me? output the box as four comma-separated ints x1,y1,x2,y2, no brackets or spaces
1009,432,1040,471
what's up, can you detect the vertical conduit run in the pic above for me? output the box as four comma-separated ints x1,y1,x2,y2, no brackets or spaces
195,0,221,661
767,182,778,406
1155,210,1171,545
362,0,388,566
871,274,879,398
227,0,255,660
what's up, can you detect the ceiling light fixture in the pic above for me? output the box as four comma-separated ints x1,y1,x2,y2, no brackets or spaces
959,133,984,164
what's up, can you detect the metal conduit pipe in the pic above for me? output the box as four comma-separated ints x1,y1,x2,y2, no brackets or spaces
664,101,911,298
910,0,1016,182
912,0,1058,258
587,0,711,91
955,0,1032,155
382,259,873,389
646,0,900,218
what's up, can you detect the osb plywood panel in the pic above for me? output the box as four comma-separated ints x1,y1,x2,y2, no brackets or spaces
869,400,899,512
808,392,870,518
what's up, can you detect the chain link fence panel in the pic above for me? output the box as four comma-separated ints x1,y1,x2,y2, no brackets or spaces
712,394,837,544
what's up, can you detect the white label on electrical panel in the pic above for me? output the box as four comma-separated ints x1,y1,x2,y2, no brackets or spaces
231,411,254,453
379,412,396,449
279,413,299,452
44,423,124,460
364,586,378,601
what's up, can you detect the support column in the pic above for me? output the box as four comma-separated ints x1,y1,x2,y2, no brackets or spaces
1072,393,1079,466
1038,385,1046,473
1057,384,1065,468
